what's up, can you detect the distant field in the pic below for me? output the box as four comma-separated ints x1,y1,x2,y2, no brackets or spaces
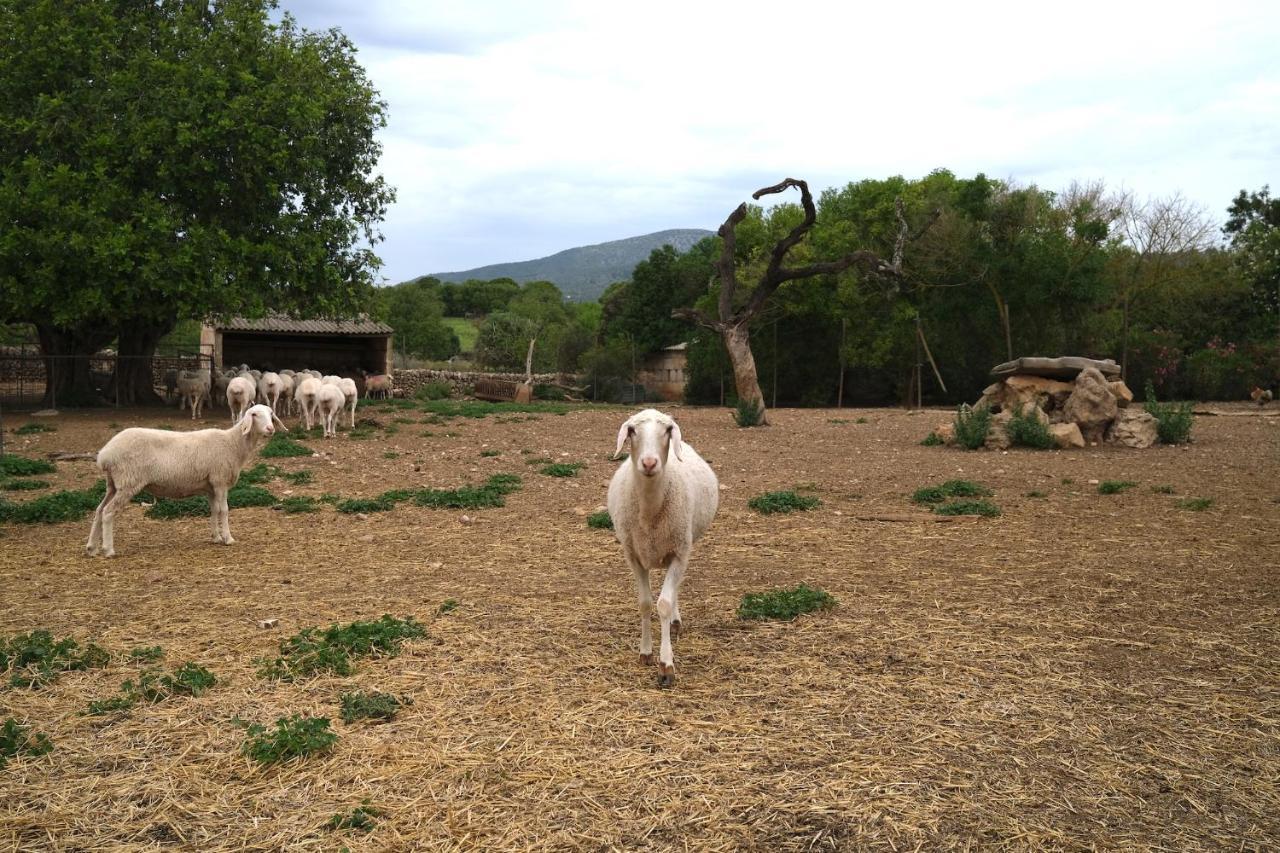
443,316,478,353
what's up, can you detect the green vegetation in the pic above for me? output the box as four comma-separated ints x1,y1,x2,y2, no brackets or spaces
14,423,55,435
413,474,522,509
1144,382,1195,444
1098,480,1138,495
0,481,106,524
1005,406,1055,449
257,615,426,681
0,455,56,477
920,432,944,447
241,715,337,765
1025,490,1048,498
1,478,49,491
2,630,110,688
335,496,394,514
237,463,280,485
0,718,53,768
339,690,409,723
419,400,572,419
127,646,164,662
414,380,454,401
1177,497,1214,511
281,470,313,486
1151,484,1176,494
327,803,383,833
437,599,459,614
480,449,501,457
748,491,822,514
587,511,614,530
141,483,277,519
932,499,1001,517
260,435,313,458
911,480,993,504
738,584,837,621
734,398,764,427
277,496,320,514
87,662,217,715
525,456,552,465
952,405,992,450
540,462,585,477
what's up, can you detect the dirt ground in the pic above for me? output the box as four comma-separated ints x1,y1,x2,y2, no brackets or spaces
1,400,1277,851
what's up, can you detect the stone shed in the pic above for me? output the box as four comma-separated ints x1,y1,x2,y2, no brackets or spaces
637,343,688,402
200,315,393,375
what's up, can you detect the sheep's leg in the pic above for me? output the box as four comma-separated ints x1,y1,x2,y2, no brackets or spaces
655,553,687,687
85,476,117,556
630,557,654,665
349,397,357,428
213,487,234,545
99,481,139,558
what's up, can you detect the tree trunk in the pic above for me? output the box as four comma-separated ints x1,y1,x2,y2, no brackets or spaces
722,323,767,424
35,323,113,407
111,320,174,406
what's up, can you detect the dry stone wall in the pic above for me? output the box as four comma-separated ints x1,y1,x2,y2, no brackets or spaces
392,368,575,398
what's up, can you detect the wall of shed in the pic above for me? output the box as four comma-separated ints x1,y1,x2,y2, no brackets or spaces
217,333,391,375
637,350,687,402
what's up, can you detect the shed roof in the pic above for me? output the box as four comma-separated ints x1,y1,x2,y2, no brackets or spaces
213,314,393,335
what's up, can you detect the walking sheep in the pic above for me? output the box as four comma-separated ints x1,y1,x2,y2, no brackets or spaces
85,404,286,557
176,370,211,420
295,376,322,429
606,409,719,687
316,383,346,438
226,376,256,425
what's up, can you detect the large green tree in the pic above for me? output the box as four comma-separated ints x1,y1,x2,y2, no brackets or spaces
1224,186,1280,345
0,0,394,404
376,277,460,362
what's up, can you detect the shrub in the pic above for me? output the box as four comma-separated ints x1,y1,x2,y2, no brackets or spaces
1144,381,1194,445
911,480,992,505
0,455,56,477
733,398,764,427
2,630,110,688
952,404,991,450
540,462,585,477
587,511,613,530
257,615,426,681
0,718,53,767
260,435,313,458
738,584,836,621
241,715,337,765
414,381,453,401
932,499,1001,517
1005,406,1054,449
0,482,104,524
920,432,944,447
339,690,409,723
748,490,821,514
1177,497,1213,511
14,423,55,435
1098,480,1137,495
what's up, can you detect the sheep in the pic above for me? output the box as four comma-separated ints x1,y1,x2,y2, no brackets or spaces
362,373,393,399
212,371,232,409
338,377,359,427
606,409,719,688
226,376,256,425
85,404,286,558
294,376,322,428
316,383,346,438
258,372,284,412
278,373,295,415
176,370,212,420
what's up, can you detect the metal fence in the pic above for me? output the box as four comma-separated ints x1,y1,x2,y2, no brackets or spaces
0,349,212,410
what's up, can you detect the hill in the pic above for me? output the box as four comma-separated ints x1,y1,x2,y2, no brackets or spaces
428,228,713,302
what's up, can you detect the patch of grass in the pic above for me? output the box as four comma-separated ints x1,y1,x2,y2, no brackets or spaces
281,470,313,486
141,483,277,519
480,449,501,457
347,426,378,439
241,714,337,765
0,455,57,476
384,424,400,436
911,480,992,504
1025,490,1048,498
1144,381,1194,445
952,404,991,450
733,398,764,427
2,630,110,688
540,461,585,477
419,400,572,419
257,615,426,681
260,434,312,458
1177,497,1213,511
1098,480,1138,495
339,690,409,724
525,456,552,465
335,496,394,514
1,479,50,491
748,490,822,514
933,499,1001,517
856,417,869,424
127,646,164,662
437,599,459,614
238,463,281,485
318,493,342,504
738,584,837,621
392,417,417,425
14,423,55,435
327,803,383,833
0,481,104,524
1061,478,1075,485
383,451,400,459
414,474,522,509
291,425,325,441
84,694,137,716
587,510,613,530
277,496,320,514
0,718,53,767
828,418,850,425
920,432,944,447
414,380,453,401
1005,406,1054,449
1151,484,1175,494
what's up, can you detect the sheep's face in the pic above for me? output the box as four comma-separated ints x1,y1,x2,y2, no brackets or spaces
616,409,683,478
240,404,287,438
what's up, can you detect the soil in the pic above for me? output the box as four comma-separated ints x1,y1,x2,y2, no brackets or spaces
1,401,1277,850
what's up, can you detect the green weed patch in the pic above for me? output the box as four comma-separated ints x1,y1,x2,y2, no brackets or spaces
748,491,821,514
241,715,337,765
738,584,837,621
257,615,426,681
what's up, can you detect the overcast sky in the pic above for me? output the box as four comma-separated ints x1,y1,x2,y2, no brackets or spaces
284,0,1279,285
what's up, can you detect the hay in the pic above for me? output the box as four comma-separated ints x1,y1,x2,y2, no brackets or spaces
0,403,1277,849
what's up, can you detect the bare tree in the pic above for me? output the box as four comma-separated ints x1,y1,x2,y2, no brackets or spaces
675,178,926,425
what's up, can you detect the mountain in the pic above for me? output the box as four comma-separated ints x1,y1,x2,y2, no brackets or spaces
428,228,714,302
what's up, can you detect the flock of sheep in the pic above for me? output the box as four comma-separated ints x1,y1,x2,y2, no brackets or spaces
91,374,716,684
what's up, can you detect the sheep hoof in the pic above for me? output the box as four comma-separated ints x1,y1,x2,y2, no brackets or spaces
103,549,115,558
638,653,655,666
221,536,235,546
670,619,682,638
85,545,98,557
656,665,676,688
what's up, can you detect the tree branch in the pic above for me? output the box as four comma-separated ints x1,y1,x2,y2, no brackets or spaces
716,202,749,322
672,306,722,331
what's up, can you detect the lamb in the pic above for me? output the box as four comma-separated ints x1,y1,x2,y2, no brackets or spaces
363,373,393,399
294,376,322,428
338,377,359,427
316,383,346,438
258,372,284,412
226,376,256,425
176,370,212,420
606,409,719,688
85,404,286,558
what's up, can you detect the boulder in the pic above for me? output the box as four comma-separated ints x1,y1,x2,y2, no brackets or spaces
1107,409,1159,449
1004,375,1075,413
990,356,1121,380
933,422,955,444
985,410,1012,450
1108,380,1134,408
1049,422,1085,448
1063,367,1118,443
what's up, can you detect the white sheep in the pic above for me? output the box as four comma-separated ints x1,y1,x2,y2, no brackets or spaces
278,373,295,415
294,376,322,428
176,370,211,420
258,371,284,412
85,404,286,558
338,377,359,427
316,383,346,438
226,376,256,425
606,409,719,687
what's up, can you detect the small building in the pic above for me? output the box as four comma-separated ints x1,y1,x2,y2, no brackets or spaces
200,315,393,375
637,343,687,402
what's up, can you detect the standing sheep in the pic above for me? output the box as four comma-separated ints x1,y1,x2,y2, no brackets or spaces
338,377,359,427
176,370,212,420
316,383,346,438
85,404,286,557
226,376,256,425
606,409,719,687
294,376,322,428
364,373,393,399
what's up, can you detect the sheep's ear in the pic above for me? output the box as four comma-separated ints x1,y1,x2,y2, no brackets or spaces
271,412,288,432
240,413,254,436
614,421,631,457
669,421,684,461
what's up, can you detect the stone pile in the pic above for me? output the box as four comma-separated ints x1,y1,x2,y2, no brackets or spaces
935,365,1159,450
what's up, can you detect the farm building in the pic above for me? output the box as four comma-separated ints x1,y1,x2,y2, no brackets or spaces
637,342,687,401
200,315,393,375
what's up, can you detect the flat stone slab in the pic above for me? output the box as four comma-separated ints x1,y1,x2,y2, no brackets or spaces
990,356,1121,380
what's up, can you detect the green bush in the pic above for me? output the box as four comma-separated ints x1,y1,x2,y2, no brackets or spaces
733,398,764,427
587,511,613,530
414,381,453,401
1098,480,1137,495
257,615,426,681
920,432,944,447
911,480,992,504
952,404,991,450
277,496,319,514
241,715,337,765
748,491,821,514
0,455,56,477
339,690,409,724
2,630,110,688
260,434,313,458
14,423,56,435
0,718,53,768
335,496,394,514
1177,497,1213,511
1004,406,1054,449
932,499,1001,517
0,482,104,524
738,584,836,621
1143,382,1194,444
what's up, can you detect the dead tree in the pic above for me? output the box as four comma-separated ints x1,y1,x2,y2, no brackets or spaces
675,177,925,425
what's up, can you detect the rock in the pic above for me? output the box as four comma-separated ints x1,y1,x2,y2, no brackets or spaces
934,422,955,443
1004,375,1075,413
985,411,1012,450
1049,422,1085,448
459,514,473,525
990,356,1121,380
1109,380,1134,407
1107,409,1159,448
1063,367,1118,443
257,618,279,630
356,512,369,521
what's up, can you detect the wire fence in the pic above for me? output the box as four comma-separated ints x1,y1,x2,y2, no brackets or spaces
0,349,212,411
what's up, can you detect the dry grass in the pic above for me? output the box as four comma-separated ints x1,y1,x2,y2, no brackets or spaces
0,402,1278,850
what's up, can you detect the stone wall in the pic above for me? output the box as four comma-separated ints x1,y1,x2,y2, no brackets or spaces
392,368,576,398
